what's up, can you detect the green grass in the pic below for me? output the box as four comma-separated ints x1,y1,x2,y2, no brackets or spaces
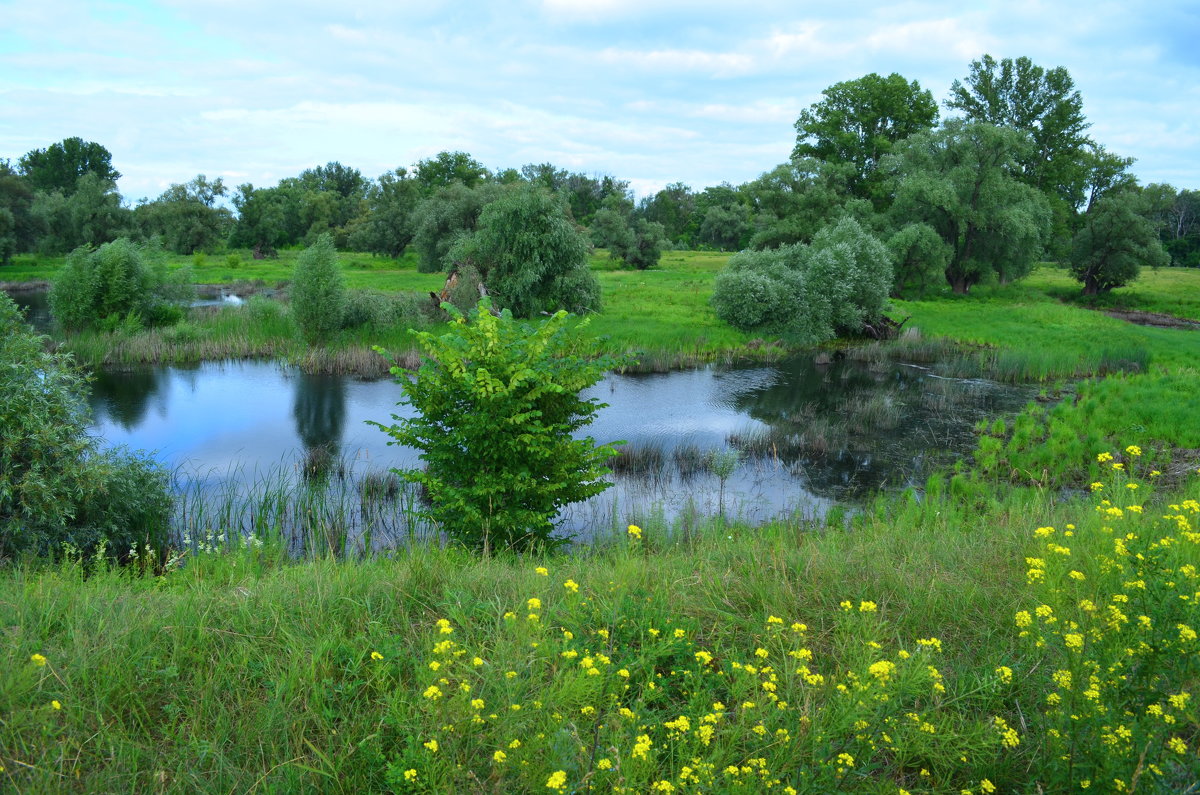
5,255,1200,792
3,456,1196,792
1025,263,1200,321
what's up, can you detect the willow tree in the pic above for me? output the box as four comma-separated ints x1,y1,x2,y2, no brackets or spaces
884,120,1050,294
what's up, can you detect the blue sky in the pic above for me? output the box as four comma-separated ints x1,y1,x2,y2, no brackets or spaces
2,0,1197,202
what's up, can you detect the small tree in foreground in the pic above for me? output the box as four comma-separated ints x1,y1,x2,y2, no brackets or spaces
373,300,619,552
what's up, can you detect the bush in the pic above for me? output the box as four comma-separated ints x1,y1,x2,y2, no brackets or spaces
0,293,172,562
373,300,618,552
341,289,427,330
49,238,194,332
291,233,346,344
449,186,601,317
712,216,892,341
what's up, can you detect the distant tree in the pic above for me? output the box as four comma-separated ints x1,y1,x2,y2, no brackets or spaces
290,234,347,344
1070,192,1169,295
589,193,666,269
230,183,294,256
449,185,600,317
31,172,128,254
411,182,506,273
414,151,491,193
134,174,232,254
1141,184,1200,268
18,137,121,195
792,72,938,205
690,184,752,251
0,161,39,264
742,159,876,250
350,167,423,257
947,55,1091,249
638,182,695,244
589,193,635,253
884,121,1050,293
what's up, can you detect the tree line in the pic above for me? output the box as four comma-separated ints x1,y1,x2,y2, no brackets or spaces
1,55,1196,290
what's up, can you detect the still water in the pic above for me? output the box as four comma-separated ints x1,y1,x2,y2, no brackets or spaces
5,287,1037,540
85,356,1036,537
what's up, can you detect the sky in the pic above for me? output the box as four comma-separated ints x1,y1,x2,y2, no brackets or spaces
1,0,1197,203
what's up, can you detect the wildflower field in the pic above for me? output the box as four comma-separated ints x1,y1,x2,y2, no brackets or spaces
2,447,1197,792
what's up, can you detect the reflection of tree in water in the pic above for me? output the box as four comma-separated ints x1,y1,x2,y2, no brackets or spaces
88,367,170,431
728,357,1031,499
292,373,347,477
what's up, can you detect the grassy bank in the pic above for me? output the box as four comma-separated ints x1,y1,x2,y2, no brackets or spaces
3,451,1197,792
3,258,1200,791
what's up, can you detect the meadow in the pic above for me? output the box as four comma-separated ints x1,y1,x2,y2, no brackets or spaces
2,254,1199,792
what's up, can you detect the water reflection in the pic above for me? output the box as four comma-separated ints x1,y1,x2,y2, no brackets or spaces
82,356,1038,540
292,372,347,452
4,288,52,333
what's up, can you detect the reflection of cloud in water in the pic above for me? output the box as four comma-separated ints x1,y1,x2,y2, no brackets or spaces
85,356,1038,535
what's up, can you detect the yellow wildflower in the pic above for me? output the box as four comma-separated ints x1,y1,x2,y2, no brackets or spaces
30,654,47,667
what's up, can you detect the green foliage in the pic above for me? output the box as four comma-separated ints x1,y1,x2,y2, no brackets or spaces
742,159,876,250
947,55,1090,211
637,182,695,244
0,162,38,265
793,72,939,205
713,216,892,341
450,185,601,316
887,222,950,298
133,174,232,254
340,288,426,330
290,234,347,344
0,293,171,561
885,121,1051,293
374,301,618,551
18,137,120,195
1070,191,1169,295
411,182,505,273
49,238,190,332
350,168,423,257
31,172,128,255
413,150,491,192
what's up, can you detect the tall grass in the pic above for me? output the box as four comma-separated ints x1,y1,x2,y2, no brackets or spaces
4,450,1195,792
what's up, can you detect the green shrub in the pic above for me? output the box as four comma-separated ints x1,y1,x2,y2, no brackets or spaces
0,293,172,562
373,300,619,552
291,233,346,344
712,216,891,342
49,238,194,332
341,289,427,330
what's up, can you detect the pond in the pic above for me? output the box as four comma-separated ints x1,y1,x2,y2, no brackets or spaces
84,355,1036,547
5,286,1038,548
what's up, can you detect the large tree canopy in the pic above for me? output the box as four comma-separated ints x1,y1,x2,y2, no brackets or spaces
792,72,939,205
946,55,1090,221
19,137,121,195
884,120,1050,294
